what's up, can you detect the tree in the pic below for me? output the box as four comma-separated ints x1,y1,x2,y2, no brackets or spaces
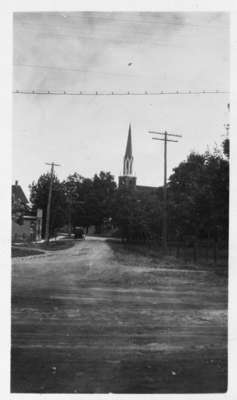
30,173,67,238
168,152,207,239
168,147,229,242
222,138,229,159
112,186,162,242
63,171,117,233
63,173,85,232
91,172,117,232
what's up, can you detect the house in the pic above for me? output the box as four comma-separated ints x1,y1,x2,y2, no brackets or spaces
12,181,43,242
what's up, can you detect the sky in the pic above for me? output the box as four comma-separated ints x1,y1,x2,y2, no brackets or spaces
13,11,230,197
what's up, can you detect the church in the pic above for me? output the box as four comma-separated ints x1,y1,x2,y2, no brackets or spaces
118,124,159,196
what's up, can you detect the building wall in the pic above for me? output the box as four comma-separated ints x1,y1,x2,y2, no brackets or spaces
12,219,33,242
118,175,137,189
12,216,42,242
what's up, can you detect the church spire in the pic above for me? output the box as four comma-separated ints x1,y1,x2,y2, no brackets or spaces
125,123,132,158
123,123,133,176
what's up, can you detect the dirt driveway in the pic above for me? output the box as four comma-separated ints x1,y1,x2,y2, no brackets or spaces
11,238,227,393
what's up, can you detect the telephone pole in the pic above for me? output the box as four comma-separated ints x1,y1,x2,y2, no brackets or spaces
149,131,182,254
224,102,230,136
45,162,61,243
224,123,230,137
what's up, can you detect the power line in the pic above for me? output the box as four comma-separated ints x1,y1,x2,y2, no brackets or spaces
15,25,226,51
16,14,228,31
16,20,226,39
14,26,188,49
13,63,146,78
13,89,229,96
16,19,227,48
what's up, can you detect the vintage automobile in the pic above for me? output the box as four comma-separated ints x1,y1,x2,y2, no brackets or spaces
73,226,85,239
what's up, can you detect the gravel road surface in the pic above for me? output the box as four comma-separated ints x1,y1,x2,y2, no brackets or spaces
11,238,227,393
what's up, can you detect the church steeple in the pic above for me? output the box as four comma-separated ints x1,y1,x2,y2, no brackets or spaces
123,124,133,176
119,124,137,189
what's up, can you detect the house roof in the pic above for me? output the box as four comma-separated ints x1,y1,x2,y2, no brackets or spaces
12,182,28,204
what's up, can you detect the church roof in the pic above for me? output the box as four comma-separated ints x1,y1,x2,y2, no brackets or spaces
136,185,163,197
125,124,132,158
136,185,158,193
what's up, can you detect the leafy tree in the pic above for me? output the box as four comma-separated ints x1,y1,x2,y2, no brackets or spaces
222,138,229,159
63,173,85,232
112,186,162,242
63,171,117,233
91,172,117,232
168,147,229,242
30,173,67,238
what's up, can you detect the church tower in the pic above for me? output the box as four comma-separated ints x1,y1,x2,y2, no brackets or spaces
119,124,137,189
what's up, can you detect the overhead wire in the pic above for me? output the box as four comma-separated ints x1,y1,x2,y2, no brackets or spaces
13,89,229,96
13,63,145,78
14,25,188,49
13,17,229,98
17,13,228,31
15,20,227,43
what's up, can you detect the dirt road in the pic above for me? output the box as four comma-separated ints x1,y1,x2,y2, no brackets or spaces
11,239,227,393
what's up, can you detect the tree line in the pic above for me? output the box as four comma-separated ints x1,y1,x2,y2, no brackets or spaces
29,139,229,244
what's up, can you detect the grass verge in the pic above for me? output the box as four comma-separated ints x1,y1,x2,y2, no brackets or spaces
12,247,44,258
12,239,75,257
109,241,228,275
37,239,75,251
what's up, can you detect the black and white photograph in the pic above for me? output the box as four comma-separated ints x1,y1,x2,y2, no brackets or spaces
10,8,230,394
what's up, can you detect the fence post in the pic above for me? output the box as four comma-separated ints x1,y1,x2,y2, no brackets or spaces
213,240,217,266
206,231,210,262
206,242,209,262
193,239,198,263
176,241,180,258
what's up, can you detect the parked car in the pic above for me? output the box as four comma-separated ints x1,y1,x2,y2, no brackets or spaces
73,227,85,239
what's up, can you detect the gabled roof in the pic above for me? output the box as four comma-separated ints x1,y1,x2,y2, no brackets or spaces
12,182,28,204
125,123,132,158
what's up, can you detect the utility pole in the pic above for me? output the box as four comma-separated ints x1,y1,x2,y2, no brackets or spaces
45,162,61,243
149,130,182,254
224,123,230,137
224,102,230,137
